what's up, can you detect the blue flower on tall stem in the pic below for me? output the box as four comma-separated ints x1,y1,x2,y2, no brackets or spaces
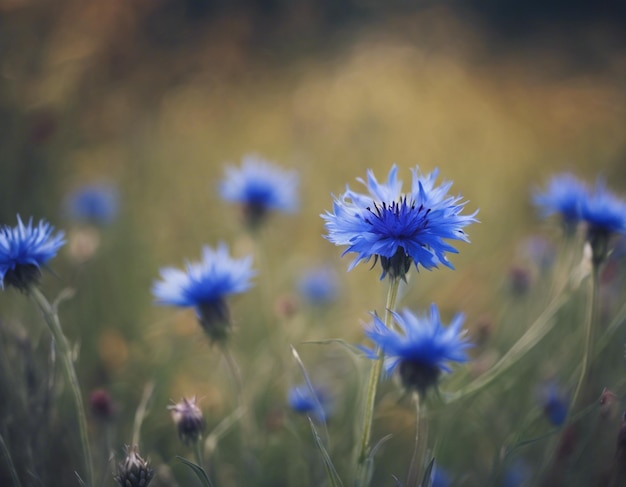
287,384,332,423
532,173,589,233
322,165,477,280
581,180,626,265
64,183,119,226
152,243,255,342
0,216,65,291
219,154,299,230
364,304,471,396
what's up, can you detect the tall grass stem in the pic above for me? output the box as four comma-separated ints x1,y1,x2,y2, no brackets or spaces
406,394,429,487
29,286,94,487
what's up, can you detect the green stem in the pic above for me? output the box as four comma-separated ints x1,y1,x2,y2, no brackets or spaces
406,395,428,487
194,439,205,470
29,287,93,487
570,263,600,412
356,277,400,486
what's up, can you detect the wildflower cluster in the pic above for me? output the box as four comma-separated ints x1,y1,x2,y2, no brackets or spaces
534,173,626,265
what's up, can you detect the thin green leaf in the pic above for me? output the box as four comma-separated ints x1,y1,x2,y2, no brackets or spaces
308,418,344,487
176,456,214,487
420,457,435,487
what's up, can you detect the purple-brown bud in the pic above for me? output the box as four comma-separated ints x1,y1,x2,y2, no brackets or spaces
168,397,204,446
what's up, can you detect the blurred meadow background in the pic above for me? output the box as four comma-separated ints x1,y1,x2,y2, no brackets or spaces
0,0,625,486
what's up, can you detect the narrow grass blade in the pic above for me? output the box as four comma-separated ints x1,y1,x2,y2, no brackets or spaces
176,456,214,487
308,417,344,487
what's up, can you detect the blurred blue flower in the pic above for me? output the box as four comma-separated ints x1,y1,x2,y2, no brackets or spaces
287,384,331,423
0,216,65,291
152,243,255,341
541,382,569,427
581,180,626,238
502,460,531,487
219,154,298,229
431,467,452,487
532,173,588,230
364,304,471,395
322,165,477,280
64,183,119,226
297,266,340,306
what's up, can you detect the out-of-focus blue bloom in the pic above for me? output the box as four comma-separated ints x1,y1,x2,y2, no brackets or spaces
322,165,477,280
219,154,298,228
581,180,626,238
152,243,255,341
64,183,119,226
502,460,531,487
532,173,588,231
541,382,569,427
431,467,452,487
287,384,331,423
0,216,65,291
364,304,471,395
297,266,340,306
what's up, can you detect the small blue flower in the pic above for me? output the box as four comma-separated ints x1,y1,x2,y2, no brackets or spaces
431,467,452,487
64,183,119,226
287,384,331,423
364,304,471,394
297,266,340,306
0,216,65,291
219,154,299,229
581,180,626,237
152,243,255,341
532,173,588,231
322,165,477,280
541,382,569,427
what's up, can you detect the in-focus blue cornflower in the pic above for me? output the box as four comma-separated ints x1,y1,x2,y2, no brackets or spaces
0,216,65,291
287,384,331,423
364,304,471,395
532,173,589,233
64,183,119,226
152,243,255,342
322,165,477,280
219,154,299,229
541,382,569,427
297,266,340,306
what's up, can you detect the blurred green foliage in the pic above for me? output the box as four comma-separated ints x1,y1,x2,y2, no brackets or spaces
0,1,625,486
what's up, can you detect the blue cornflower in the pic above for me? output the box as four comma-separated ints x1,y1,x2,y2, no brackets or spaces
532,173,589,233
541,382,569,427
581,180,626,265
152,243,255,342
322,165,477,280
64,183,119,226
297,266,340,306
219,154,299,229
364,304,471,395
287,384,331,423
0,216,65,291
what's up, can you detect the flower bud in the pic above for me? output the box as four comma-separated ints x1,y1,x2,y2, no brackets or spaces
115,445,154,487
168,397,204,445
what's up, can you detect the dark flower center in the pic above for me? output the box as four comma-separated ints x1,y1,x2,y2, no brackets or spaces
364,197,431,238
398,359,441,396
4,264,41,292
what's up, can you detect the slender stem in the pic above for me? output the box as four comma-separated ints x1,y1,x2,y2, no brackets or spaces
28,287,93,487
356,277,400,486
406,394,429,487
0,433,21,487
571,263,600,412
193,440,205,470
132,381,155,447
